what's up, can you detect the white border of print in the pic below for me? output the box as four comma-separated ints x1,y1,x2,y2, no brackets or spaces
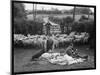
0,0,99,75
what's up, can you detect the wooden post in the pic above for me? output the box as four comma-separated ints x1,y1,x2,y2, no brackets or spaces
73,6,76,22
33,4,37,21
42,7,44,18
88,7,90,20
33,4,35,21
35,4,37,21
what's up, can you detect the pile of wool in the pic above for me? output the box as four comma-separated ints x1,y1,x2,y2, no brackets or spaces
40,52,86,65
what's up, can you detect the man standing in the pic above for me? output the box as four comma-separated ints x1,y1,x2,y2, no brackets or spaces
46,35,54,52
45,21,51,35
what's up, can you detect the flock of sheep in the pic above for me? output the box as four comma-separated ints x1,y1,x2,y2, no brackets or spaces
14,32,89,50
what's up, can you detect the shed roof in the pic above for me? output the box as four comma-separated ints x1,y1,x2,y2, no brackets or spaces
43,21,59,26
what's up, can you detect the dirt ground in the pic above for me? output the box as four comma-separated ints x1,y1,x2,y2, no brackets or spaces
14,45,95,73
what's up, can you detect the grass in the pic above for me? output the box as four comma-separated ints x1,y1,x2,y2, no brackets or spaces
27,14,94,21
14,45,95,73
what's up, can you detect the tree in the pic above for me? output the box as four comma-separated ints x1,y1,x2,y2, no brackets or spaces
69,7,91,15
72,22,85,32
63,16,73,24
79,15,88,21
62,16,73,34
13,2,27,34
13,3,26,19
80,7,91,15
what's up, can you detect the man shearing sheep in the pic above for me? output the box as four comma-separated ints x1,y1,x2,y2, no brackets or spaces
65,43,88,60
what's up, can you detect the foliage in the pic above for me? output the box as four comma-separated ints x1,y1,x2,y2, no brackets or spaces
72,22,85,32
13,2,26,19
62,16,73,24
71,20,95,48
61,16,73,34
28,9,61,15
14,20,43,35
13,2,43,35
79,15,88,21
79,7,91,14
72,20,94,33
68,7,91,15
27,7,92,15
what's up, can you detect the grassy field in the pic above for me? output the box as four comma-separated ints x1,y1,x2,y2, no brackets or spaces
27,14,94,21
14,45,95,73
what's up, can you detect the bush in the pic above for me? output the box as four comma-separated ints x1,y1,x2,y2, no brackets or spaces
79,15,88,21
62,16,73,24
72,20,94,33
72,20,95,48
14,20,43,35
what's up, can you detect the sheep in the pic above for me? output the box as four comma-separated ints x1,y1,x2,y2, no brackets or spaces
14,32,89,49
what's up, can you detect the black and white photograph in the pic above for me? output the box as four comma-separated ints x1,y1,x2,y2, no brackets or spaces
12,0,96,74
